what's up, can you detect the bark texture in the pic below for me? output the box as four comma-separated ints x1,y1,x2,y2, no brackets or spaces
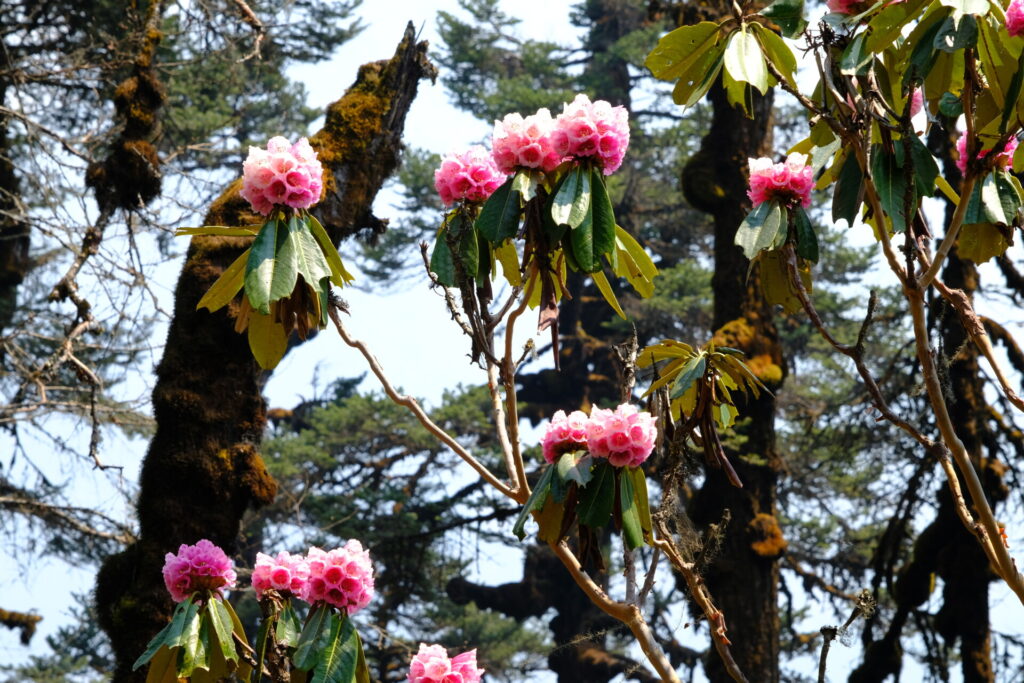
679,60,783,683
94,26,435,681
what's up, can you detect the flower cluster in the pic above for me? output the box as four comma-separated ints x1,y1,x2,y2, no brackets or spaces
251,551,310,600
162,539,238,603
542,409,590,463
492,109,562,173
747,153,815,208
303,541,375,614
240,136,324,216
587,404,659,468
551,94,630,175
434,146,506,206
955,132,1019,175
540,403,657,468
1009,0,1024,38
434,93,630,204
909,87,923,118
407,644,485,683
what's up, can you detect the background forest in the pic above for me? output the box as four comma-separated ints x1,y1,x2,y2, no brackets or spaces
2,0,1023,681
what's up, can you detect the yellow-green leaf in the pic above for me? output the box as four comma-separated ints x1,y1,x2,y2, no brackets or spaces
494,240,522,287
308,214,355,286
248,311,288,370
645,22,723,82
592,269,626,320
957,223,1009,263
724,29,769,94
175,225,259,237
197,248,250,313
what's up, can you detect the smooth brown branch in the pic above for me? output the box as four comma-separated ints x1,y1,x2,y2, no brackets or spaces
652,520,749,683
916,174,975,289
549,540,681,683
229,0,266,61
905,288,1024,604
327,298,516,499
501,269,538,497
486,363,522,500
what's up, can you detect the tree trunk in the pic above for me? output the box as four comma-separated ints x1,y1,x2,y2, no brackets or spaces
94,26,434,681
681,79,783,682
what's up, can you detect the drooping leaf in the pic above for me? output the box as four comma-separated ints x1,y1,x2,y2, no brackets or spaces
1001,53,1024,134
589,170,617,258
493,239,522,287
671,42,727,106
245,217,284,315
569,197,599,272
143,646,179,683
577,460,615,529
248,311,289,370
178,604,208,677
670,354,706,400
311,613,360,683
903,10,946,85
832,153,864,224
957,222,1009,263
611,226,658,298
512,466,555,540
353,630,371,683
452,212,480,281
207,599,239,665
535,494,567,544
751,23,797,84
592,269,626,320
870,145,913,232
557,452,594,487
134,598,190,671
933,13,978,52
866,0,928,52
759,0,808,39
283,218,332,292
294,604,331,671
735,200,783,259
551,165,592,229
264,216,303,308
792,207,819,262
619,469,644,551
308,214,355,286
900,134,940,197
936,0,990,15
839,32,872,76
724,29,769,93
476,176,522,243
197,248,250,313
429,228,456,287
276,602,302,648
175,225,260,237
758,249,810,314
628,467,652,536
645,22,723,81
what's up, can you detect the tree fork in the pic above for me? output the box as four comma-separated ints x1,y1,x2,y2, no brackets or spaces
94,25,435,681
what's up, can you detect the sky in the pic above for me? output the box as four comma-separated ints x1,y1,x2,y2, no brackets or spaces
3,0,1024,681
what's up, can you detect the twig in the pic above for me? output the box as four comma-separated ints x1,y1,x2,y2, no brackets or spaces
229,0,266,61
817,591,873,683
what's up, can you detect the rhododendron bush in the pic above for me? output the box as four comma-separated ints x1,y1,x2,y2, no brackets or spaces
150,0,1024,678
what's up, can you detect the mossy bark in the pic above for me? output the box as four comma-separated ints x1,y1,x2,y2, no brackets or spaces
0,79,30,336
94,25,434,681
681,77,783,683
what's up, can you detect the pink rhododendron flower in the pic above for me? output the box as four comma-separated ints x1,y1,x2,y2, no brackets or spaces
551,94,630,175
162,539,237,603
1009,0,1024,38
240,136,324,216
251,551,310,600
434,146,506,206
955,132,1019,174
492,108,564,173
747,153,814,208
909,87,923,117
407,643,485,683
826,0,859,13
541,409,590,463
301,541,375,614
586,404,658,468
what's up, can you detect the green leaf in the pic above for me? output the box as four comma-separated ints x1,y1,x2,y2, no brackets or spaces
590,171,616,255
866,0,927,53
178,604,208,677
839,32,872,76
557,452,594,487
1000,53,1024,134
254,619,272,683
266,216,303,307
938,91,964,117
735,200,783,259
511,169,539,201
900,135,940,198
577,460,615,529
619,469,644,551
671,43,727,106
870,145,913,232
429,228,456,287
981,172,1008,225
450,212,479,280
933,13,977,53
645,22,723,81
957,222,1009,262
475,176,522,243
353,629,371,683
832,153,864,224
751,24,797,84
294,604,330,671
308,214,355,286
671,354,706,399
311,613,361,683
903,12,946,85
245,217,284,315
724,29,769,93
551,165,592,229
512,467,555,540
197,247,250,313
277,602,302,648
134,609,183,671
284,218,333,291
569,198,599,272
207,600,239,665
759,0,808,39
628,467,652,536
793,208,819,262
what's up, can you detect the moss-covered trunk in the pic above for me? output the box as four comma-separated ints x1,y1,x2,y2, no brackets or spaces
0,79,30,336
681,81,783,682
95,26,434,681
